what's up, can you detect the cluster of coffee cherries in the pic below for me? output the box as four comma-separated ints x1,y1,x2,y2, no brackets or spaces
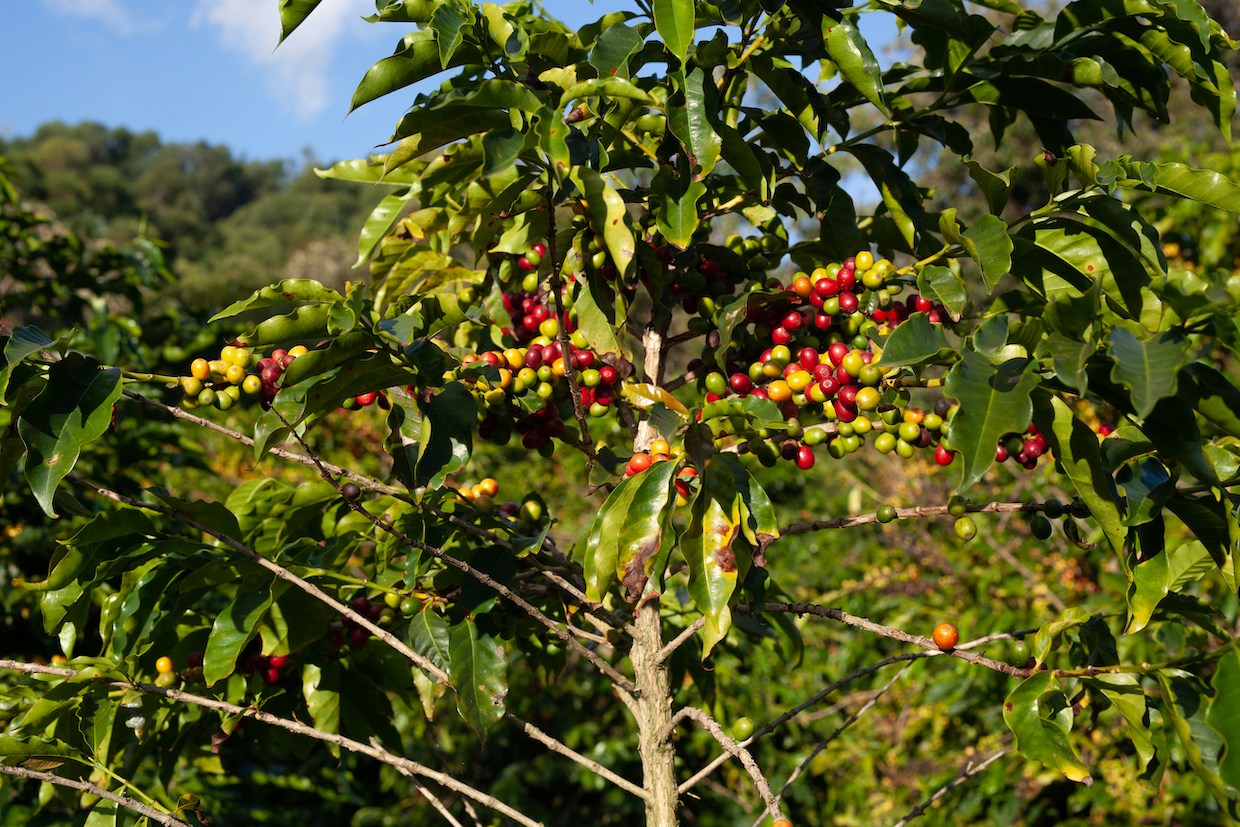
253,346,308,409
500,287,571,344
179,344,264,411
328,594,392,652
237,649,290,685
995,423,1048,469
466,334,621,450
623,441,699,505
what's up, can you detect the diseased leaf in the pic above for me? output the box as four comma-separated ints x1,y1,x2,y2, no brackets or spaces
682,462,749,657
614,461,679,601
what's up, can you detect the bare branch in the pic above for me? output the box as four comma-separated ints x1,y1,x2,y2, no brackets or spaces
65,474,450,686
781,500,1054,536
656,617,706,663
269,420,639,699
0,764,191,826
670,707,783,822
891,748,1010,827
746,602,1032,678
0,660,543,827
760,663,914,826
507,715,649,800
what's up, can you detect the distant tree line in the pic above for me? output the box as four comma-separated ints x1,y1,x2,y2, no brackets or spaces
0,121,377,308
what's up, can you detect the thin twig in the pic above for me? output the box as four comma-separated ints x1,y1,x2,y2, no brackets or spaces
747,603,1032,678
781,500,1053,536
0,765,191,827
678,652,929,795
65,473,451,685
670,707,783,822
656,617,706,663
760,663,914,826
507,715,649,800
127,389,609,630
271,419,639,699
0,660,543,827
891,748,1010,827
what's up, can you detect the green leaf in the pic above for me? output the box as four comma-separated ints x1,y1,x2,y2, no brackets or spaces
356,191,417,266
1207,649,1240,791
583,473,642,602
1108,325,1185,420
409,606,451,670
277,0,322,43
351,30,443,112
651,167,706,248
944,351,1037,490
303,662,341,753
964,158,1014,215
448,619,507,740
825,16,886,113
209,279,344,324
414,383,476,489
0,734,80,761
939,210,1013,291
654,0,694,66
1,325,55,403
1031,394,1127,562
614,461,679,601
570,167,635,275
916,265,966,320
1085,674,1156,777
1003,672,1093,784
1127,160,1240,213
432,3,471,67
668,67,722,175
877,313,954,368
1157,669,1237,817
19,354,123,517
1030,606,1091,666
203,577,278,686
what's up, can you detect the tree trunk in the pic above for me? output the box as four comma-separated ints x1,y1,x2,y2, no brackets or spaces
632,600,678,826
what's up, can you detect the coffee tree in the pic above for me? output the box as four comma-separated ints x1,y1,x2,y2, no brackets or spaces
3,0,1240,824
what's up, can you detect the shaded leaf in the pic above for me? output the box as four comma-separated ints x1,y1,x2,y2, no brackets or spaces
944,351,1037,490
448,619,507,740
19,354,122,517
1108,325,1185,420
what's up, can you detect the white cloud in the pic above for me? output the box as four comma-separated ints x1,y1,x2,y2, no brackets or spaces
192,0,372,121
43,0,162,35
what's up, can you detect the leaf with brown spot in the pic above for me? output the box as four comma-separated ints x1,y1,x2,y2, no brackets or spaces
584,461,677,602
681,461,750,657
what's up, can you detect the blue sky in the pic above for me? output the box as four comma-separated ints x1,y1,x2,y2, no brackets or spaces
2,1,897,165
1,1,618,163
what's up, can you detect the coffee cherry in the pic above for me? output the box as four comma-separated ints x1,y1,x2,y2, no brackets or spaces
954,515,977,541
876,504,897,524
732,716,756,740
341,482,362,501
155,656,174,675
190,358,211,381
947,494,968,517
1030,514,1054,540
932,622,959,650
